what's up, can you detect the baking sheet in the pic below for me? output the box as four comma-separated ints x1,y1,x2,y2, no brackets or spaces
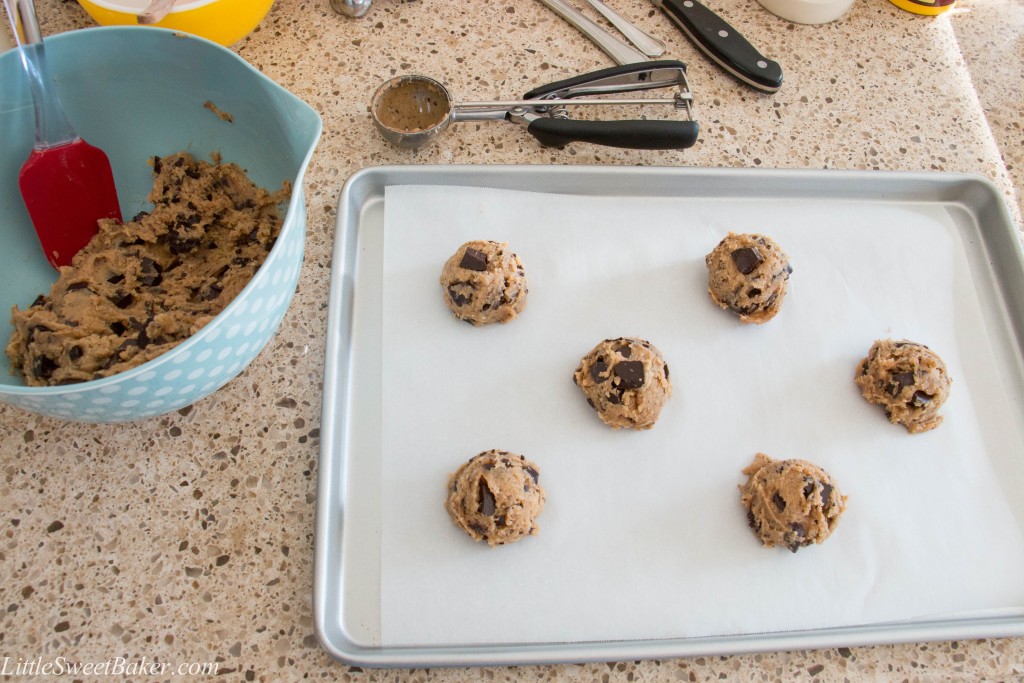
315,165,1024,667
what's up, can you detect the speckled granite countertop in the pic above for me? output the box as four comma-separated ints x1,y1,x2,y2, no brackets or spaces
2,0,1022,681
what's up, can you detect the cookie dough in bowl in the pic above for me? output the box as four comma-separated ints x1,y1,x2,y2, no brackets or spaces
439,240,527,325
446,449,547,546
7,152,288,387
740,453,846,553
0,27,322,422
573,337,672,430
855,339,951,433
705,232,792,324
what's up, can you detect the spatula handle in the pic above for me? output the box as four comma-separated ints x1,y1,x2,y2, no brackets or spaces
3,0,79,148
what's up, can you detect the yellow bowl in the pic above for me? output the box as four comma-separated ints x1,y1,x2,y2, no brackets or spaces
76,0,274,46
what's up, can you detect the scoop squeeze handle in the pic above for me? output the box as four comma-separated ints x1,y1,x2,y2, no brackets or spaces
527,118,699,150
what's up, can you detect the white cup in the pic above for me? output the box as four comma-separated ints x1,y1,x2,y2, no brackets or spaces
757,0,856,24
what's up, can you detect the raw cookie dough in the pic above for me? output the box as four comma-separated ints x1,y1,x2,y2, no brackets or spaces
439,240,527,326
573,337,672,430
855,339,951,434
706,232,792,324
446,449,546,546
7,152,289,386
740,453,847,553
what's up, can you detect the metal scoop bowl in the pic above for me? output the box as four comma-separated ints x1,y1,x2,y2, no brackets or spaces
371,75,453,150
370,61,700,151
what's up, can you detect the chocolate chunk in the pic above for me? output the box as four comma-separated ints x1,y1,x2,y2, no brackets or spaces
772,492,786,511
787,523,807,552
107,273,125,285
447,285,473,307
746,510,760,532
140,272,163,287
66,281,90,292
802,478,816,498
663,363,670,379
910,391,932,408
606,391,621,405
152,156,163,174
731,246,764,275
589,360,609,384
525,466,540,484
478,480,496,516
614,360,645,389
202,284,223,301
31,295,46,307
820,483,834,508
459,247,488,272
890,371,915,395
617,344,632,358
747,287,762,298
68,346,83,361
111,293,134,309
32,356,57,380
109,322,127,336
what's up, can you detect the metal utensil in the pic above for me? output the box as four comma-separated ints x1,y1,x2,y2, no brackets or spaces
584,0,666,57
648,0,783,92
536,0,649,65
3,0,122,269
371,61,697,151
330,0,372,17
138,0,177,24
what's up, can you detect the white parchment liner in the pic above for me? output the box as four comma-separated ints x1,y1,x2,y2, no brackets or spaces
379,184,1024,647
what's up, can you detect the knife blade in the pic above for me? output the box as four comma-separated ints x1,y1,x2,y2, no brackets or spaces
649,0,783,93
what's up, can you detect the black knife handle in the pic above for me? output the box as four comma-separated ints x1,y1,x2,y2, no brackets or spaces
527,118,699,150
659,0,783,93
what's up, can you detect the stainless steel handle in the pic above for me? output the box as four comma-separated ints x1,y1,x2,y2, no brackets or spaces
330,0,372,18
584,0,665,57
535,0,649,65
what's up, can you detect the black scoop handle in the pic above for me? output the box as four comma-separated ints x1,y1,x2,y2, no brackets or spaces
526,118,699,150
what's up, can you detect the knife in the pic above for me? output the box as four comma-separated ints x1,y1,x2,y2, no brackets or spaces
648,0,783,93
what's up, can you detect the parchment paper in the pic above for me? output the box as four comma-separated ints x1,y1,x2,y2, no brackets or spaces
379,184,1024,647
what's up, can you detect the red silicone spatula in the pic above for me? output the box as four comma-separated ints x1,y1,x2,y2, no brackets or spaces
4,0,121,269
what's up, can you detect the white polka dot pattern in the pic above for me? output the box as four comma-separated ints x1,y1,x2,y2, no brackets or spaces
1,193,307,423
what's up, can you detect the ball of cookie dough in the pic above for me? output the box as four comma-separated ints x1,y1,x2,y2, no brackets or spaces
573,337,672,430
740,453,846,553
854,339,951,434
439,240,527,326
446,449,546,546
705,232,792,324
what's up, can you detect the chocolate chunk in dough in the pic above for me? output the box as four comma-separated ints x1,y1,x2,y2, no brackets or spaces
446,449,546,546
731,246,764,275
740,453,847,552
855,338,951,433
6,152,291,386
706,232,791,324
573,337,671,430
459,247,489,271
439,240,528,326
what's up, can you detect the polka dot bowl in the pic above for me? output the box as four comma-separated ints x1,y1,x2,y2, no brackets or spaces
0,27,322,422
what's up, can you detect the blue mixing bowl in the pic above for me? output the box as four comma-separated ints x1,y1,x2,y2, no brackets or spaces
0,27,322,422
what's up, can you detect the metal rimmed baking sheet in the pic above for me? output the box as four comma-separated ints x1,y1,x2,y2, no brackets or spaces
314,165,1024,667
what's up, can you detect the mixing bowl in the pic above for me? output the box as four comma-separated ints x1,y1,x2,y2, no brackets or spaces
76,0,274,46
0,26,321,422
